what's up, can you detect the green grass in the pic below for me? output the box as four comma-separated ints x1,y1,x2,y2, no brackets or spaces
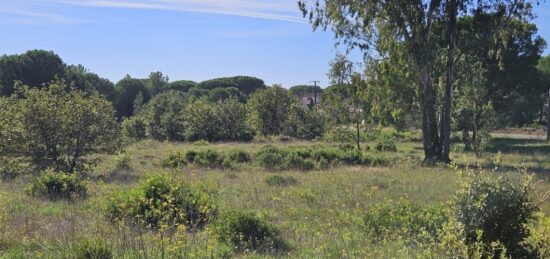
0,137,549,257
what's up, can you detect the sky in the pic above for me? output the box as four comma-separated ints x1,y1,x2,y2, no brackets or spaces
0,0,549,88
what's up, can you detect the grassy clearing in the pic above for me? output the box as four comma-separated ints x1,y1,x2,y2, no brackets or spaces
0,137,549,257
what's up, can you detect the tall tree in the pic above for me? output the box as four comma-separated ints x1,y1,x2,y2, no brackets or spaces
538,55,550,141
148,71,169,96
299,0,537,162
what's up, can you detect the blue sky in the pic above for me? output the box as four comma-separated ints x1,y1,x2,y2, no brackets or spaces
0,0,549,88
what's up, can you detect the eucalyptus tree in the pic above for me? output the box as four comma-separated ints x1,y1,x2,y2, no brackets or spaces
299,0,537,162
538,55,550,141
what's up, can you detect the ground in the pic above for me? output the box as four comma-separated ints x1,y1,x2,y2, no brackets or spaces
0,135,549,258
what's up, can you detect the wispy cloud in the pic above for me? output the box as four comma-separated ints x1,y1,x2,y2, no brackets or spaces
55,0,306,23
0,5,88,25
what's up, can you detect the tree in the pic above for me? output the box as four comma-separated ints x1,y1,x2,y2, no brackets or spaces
114,75,151,118
538,55,550,141
247,86,292,136
0,81,118,172
283,103,326,140
142,91,187,141
0,50,65,96
299,0,537,162
64,64,115,100
208,87,246,103
211,98,254,141
169,80,197,92
198,76,265,95
147,71,169,96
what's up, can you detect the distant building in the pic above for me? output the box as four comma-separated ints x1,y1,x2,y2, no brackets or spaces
295,91,322,107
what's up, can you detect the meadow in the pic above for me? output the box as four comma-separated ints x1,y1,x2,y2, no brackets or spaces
0,133,549,258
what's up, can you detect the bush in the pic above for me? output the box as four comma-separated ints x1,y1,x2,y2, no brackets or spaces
284,152,315,171
0,158,22,181
255,146,287,170
113,153,132,171
227,150,252,163
453,174,538,257
216,211,285,254
187,149,226,169
26,172,87,201
265,175,298,187
75,238,113,259
364,199,447,242
121,116,147,142
524,214,550,258
107,175,217,230
163,152,187,168
375,137,397,152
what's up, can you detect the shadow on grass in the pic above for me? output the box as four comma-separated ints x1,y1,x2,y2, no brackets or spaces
485,137,550,154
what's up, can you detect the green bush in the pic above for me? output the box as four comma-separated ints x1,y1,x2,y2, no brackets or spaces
284,152,315,171
375,137,397,152
26,172,87,201
255,146,287,170
107,175,217,230
364,199,447,242
162,152,187,168
121,116,147,141
188,149,226,169
453,174,538,257
0,158,22,181
75,238,113,259
265,175,298,187
113,153,132,171
216,210,285,254
227,150,252,163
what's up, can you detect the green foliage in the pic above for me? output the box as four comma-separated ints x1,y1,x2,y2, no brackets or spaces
288,85,322,97
0,50,65,96
247,86,292,136
255,145,386,171
75,238,113,259
107,175,217,230
198,76,265,95
453,173,538,257
113,153,132,171
0,158,22,181
147,71,169,96
121,116,147,142
0,81,119,172
283,103,326,140
142,91,186,141
215,210,285,254
375,137,397,152
208,87,245,102
64,65,115,100
524,214,550,258
264,175,298,187
26,172,87,201
169,80,197,92
255,146,288,170
114,75,150,118
363,199,447,242
187,150,226,169
227,150,252,163
183,98,253,142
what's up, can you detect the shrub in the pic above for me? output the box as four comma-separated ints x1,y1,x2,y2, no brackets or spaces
364,199,447,242
0,158,22,181
453,174,538,257
163,152,187,168
265,175,298,187
75,238,113,259
26,172,87,201
524,214,550,258
375,137,397,152
121,116,147,141
284,152,315,171
113,153,132,171
188,150,226,169
227,150,252,163
216,211,285,254
255,146,287,170
107,175,217,230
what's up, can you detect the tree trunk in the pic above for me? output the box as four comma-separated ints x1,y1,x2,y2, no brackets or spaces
420,67,440,162
355,111,361,150
440,0,458,163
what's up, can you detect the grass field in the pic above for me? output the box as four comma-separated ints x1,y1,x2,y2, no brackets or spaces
0,136,549,258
